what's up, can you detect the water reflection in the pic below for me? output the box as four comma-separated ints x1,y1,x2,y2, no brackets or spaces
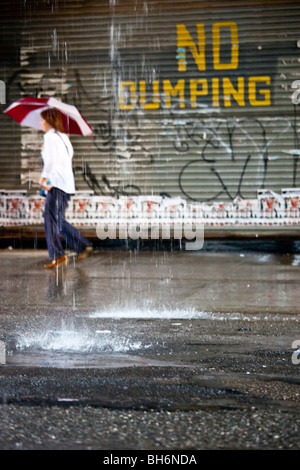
46,264,89,303
47,268,67,299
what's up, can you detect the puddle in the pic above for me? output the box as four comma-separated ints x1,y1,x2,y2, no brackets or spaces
3,307,299,370
3,327,165,369
5,350,173,369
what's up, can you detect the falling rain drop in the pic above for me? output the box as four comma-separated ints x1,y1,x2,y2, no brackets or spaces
52,28,57,57
64,41,68,63
0,340,6,365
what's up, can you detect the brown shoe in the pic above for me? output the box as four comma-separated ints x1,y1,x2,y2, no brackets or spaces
77,246,93,262
44,255,68,268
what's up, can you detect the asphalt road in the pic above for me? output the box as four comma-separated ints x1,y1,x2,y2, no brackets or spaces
0,240,299,451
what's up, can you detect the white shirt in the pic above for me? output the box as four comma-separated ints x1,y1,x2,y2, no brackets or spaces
41,128,76,194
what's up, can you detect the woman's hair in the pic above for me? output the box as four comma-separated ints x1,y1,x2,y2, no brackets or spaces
41,108,65,133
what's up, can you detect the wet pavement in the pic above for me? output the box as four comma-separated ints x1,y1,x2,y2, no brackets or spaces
0,240,300,450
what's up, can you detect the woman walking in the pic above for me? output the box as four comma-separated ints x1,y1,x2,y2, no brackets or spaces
39,108,92,268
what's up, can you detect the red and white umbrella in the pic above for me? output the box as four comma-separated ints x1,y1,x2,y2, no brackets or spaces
4,97,93,136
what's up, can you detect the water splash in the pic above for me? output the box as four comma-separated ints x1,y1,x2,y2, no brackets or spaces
88,306,202,319
15,329,143,353
86,307,296,321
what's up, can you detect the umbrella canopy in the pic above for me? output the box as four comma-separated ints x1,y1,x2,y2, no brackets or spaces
4,97,93,136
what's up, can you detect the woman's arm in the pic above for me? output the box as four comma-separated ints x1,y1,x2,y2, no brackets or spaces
39,176,52,191
40,134,53,190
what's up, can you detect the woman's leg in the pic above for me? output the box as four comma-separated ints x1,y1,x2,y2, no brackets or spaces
44,188,65,259
57,191,91,254
44,187,91,260
61,218,91,254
